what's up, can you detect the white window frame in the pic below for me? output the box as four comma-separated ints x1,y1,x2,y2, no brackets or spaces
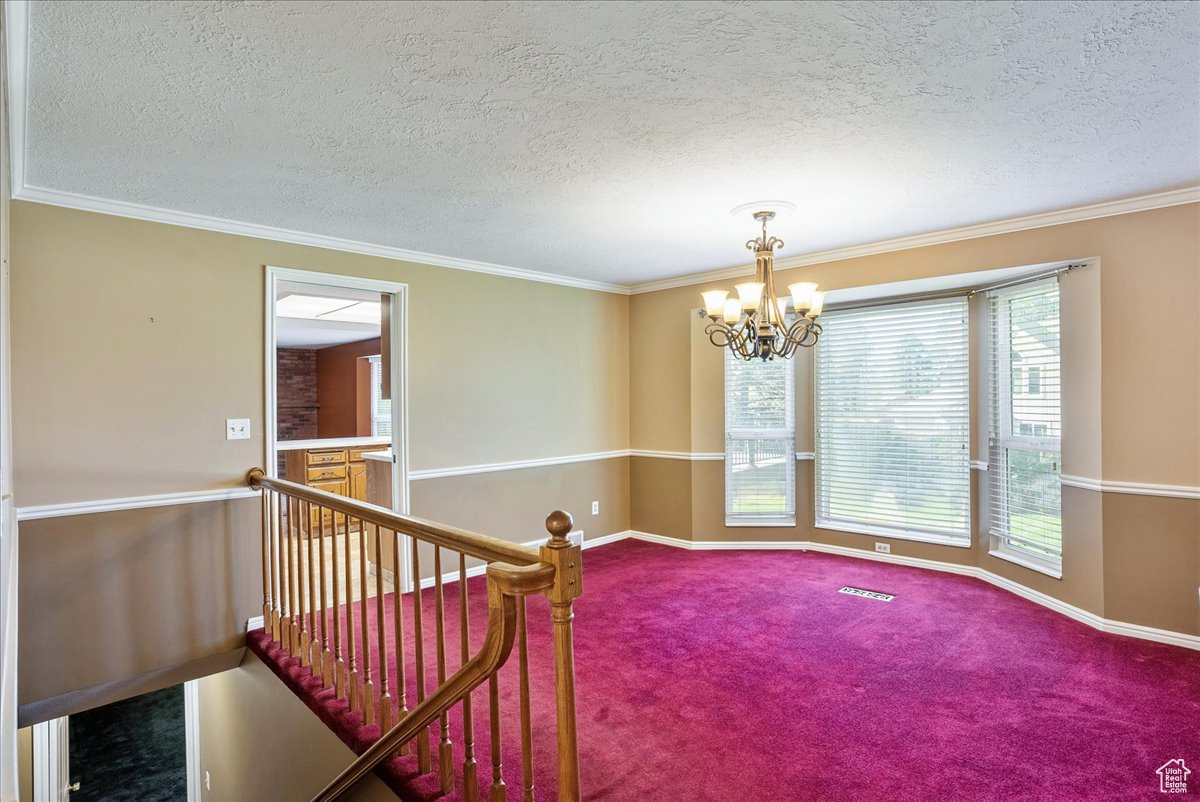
986,279,1063,578
724,350,796,527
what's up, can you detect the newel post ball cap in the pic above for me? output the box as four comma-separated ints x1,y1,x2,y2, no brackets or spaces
546,509,574,539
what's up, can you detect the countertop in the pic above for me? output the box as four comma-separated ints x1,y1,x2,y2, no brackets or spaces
276,436,391,451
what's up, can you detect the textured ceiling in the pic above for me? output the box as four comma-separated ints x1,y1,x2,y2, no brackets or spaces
20,0,1200,285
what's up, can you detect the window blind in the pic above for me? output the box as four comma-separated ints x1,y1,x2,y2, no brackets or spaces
987,279,1062,564
369,356,392,437
816,298,971,543
725,348,795,525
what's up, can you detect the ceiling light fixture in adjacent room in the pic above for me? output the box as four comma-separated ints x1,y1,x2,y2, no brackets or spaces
701,205,823,361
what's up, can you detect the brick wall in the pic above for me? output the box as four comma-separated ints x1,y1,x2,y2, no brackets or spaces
277,348,317,441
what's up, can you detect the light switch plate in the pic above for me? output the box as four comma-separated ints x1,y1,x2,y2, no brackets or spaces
226,418,251,440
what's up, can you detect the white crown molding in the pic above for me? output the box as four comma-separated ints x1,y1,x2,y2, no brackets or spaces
410,449,629,480
1061,474,1199,500
620,531,1199,650
13,185,631,295
628,186,1200,294
15,486,259,521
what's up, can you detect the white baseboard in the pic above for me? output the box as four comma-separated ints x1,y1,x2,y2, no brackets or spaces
246,615,265,632
617,531,1200,651
248,530,1200,651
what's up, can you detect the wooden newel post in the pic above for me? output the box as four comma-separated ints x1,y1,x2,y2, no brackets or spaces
541,509,582,802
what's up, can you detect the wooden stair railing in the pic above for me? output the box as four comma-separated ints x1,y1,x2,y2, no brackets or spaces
246,469,582,802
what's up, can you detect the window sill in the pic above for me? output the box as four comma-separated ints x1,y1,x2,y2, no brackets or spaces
814,519,972,549
988,545,1062,579
726,518,796,528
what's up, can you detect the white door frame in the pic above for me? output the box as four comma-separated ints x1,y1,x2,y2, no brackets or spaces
32,684,201,802
263,266,412,590
30,718,67,802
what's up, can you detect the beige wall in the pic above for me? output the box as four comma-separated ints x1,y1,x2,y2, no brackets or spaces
10,201,631,716
10,201,629,506
198,653,395,802
17,499,258,719
630,203,1200,635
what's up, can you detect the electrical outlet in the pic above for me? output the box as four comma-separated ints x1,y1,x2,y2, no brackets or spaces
205,771,211,791
225,418,250,440
591,500,599,515
875,542,891,554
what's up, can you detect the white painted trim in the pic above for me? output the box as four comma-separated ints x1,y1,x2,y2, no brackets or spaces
3,0,27,198
969,460,988,471
795,451,815,461
617,531,1200,650
630,186,1200,294
245,615,265,632
183,680,201,802
411,450,629,480
15,487,258,521
628,449,720,461
13,185,630,295
31,717,68,802
1061,474,1200,500
13,464,1195,522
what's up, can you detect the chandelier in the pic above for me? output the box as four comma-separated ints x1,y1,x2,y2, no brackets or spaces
701,209,824,361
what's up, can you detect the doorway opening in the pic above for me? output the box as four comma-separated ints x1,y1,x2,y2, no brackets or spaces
264,266,411,592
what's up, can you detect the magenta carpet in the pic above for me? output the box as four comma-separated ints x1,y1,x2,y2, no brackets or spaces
248,540,1200,801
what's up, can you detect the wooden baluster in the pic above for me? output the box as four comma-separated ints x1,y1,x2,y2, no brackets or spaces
411,539,431,773
308,500,321,677
298,499,311,668
285,496,297,656
345,514,360,713
260,489,271,633
359,517,376,725
543,511,582,802
392,531,409,755
488,673,505,802
434,547,454,794
460,553,479,802
332,510,345,700
319,505,332,685
517,596,534,802
375,526,392,732
272,491,283,642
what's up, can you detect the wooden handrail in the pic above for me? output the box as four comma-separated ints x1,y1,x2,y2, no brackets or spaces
311,561,553,802
247,469,539,566
247,468,582,802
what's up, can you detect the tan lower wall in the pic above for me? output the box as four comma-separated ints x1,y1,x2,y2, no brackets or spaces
19,457,629,720
630,457,691,540
412,457,630,546
1101,493,1200,635
18,499,261,714
631,456,1198,636
198,652,395,802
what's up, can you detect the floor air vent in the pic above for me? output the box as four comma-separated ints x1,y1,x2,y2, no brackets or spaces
838,586,895,602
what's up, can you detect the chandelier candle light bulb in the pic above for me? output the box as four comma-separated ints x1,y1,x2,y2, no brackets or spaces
703,209,823,360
